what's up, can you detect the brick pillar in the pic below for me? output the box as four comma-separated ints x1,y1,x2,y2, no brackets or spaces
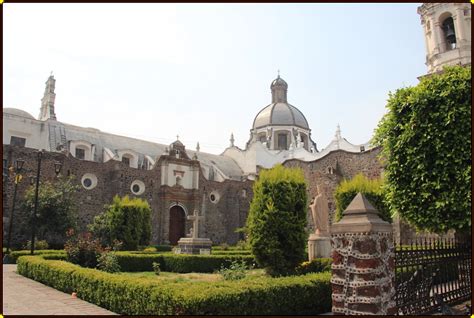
330,193,396,315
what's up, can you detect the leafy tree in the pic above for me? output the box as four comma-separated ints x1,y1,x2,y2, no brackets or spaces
373,65,471,233
246,164,307,276
89,195,152,250
22,176,79,245
334,173,391,223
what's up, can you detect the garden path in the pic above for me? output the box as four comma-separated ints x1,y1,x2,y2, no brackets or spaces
3,264,116,315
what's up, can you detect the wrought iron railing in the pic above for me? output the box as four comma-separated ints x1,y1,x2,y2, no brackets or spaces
395,237,471,315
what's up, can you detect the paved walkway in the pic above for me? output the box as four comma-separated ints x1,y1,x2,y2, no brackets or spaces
3,265,116,315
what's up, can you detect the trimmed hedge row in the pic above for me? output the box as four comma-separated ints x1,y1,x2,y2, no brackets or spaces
211,250,252,255
7,250,66,263
115,252,256,273
17,256,331,315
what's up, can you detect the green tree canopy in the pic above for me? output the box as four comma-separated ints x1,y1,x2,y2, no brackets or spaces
373,66,471,233
246,164,308,276
89,195,152,250
22,176,79,245
334,173,390,223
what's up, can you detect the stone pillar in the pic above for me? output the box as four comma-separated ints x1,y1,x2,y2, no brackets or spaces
330,193,396,315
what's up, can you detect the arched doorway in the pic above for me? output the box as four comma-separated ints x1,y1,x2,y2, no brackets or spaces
169,205,185,245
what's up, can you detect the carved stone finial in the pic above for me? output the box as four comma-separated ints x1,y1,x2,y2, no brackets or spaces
230,133,235,147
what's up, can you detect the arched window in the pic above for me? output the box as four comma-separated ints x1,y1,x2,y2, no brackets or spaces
442,17,456,50
75,147,86,160
122,154,133,167
277,133,288,150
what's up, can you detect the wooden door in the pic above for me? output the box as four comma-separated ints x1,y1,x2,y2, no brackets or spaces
169,206,185,245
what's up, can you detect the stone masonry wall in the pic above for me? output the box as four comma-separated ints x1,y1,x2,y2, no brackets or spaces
283,147,383,231
2,145,253,247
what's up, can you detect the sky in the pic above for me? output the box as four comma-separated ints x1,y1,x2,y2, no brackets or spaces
3,3,427,155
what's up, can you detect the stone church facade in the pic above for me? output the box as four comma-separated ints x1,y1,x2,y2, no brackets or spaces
3,3,470,247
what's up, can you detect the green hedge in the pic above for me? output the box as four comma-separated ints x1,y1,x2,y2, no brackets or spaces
115,252,256,273
296,258,332,275
211,250,252,255
17,256,331,315
7,250,66,263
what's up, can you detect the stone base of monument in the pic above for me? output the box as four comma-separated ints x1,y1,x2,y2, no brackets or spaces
308,234,331,260
176,237,213,255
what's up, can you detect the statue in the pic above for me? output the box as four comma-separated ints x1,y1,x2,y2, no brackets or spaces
309,185,329,237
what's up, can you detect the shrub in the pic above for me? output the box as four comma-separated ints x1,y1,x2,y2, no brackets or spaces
7,249,66,264
97,251,121,273
295,258,332,275
373,65,471,233
246,164,307,276
218,260,248,281
89,195,152,250
64,230,103,268
17,255,331,315
152,262,161,275
334,173,391,223
23,240,49,250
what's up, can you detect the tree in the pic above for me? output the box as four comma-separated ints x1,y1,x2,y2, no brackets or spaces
89,195,151,250
373,66,471,233
246,164,307,276
334,173,391,223
22,176,79,245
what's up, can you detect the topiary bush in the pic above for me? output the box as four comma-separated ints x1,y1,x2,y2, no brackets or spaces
89,196,152,250
334,173,391,223
373,65,471,233
246,164,308,276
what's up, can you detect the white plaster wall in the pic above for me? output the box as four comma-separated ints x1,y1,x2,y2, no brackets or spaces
161,162,197,189
117,150,139,168
3,114,50,150
69,140,93,161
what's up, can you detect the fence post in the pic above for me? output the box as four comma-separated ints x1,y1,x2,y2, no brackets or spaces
330,193,396,315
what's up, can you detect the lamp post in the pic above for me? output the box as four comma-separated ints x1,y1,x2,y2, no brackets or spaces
5,159,25,255
30,151,42,255
29,151,62,255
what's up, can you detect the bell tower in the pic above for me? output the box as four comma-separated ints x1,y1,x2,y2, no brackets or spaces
418,3,471,74
39,73,57,121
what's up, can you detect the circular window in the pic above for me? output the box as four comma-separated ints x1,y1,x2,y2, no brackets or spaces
209,191,220,204
81,173,97,190
131,180,145,195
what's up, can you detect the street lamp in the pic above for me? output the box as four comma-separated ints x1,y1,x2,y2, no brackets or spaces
4,159,25,256
29,153,62,255
30,150,43,255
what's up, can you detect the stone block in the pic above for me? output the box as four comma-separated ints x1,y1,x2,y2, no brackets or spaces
308,234,331,260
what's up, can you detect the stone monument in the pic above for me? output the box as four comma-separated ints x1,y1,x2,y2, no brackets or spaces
308,185,332,260
177,209,212,254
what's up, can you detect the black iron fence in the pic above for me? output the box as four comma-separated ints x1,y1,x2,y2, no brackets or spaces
395,237,471,315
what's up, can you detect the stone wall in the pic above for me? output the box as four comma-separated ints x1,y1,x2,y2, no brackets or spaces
2,145,253,247
283,147,383,231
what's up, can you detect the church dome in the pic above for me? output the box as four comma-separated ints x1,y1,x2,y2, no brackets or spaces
270,76,288,89
252,102,309,130
3,108,35,120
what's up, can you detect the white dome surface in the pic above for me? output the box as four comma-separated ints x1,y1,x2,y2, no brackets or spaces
252,103,309,129
3,108,35,119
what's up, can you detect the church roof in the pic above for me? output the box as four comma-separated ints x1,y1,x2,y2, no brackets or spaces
252,102,309,130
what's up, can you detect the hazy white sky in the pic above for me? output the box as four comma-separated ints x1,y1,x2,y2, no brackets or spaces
3,3,426,154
